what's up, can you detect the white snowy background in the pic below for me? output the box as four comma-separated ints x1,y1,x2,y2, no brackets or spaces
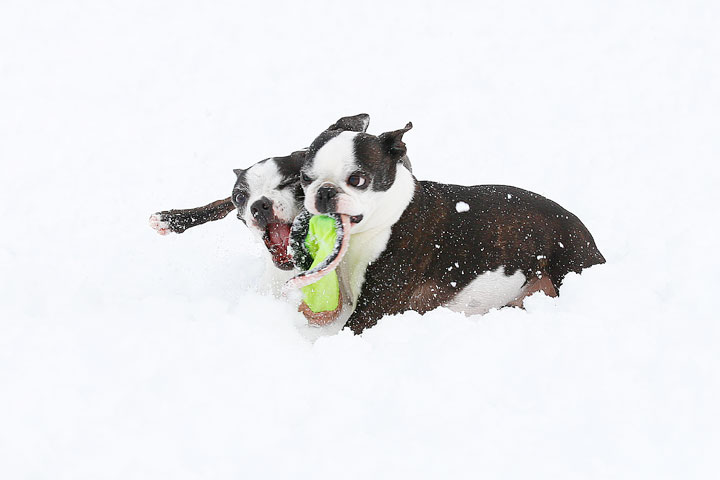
1,1,719,478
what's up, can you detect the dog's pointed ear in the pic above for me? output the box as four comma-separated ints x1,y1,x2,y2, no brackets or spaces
327,113,370,133
379,122,413,160
288,150,307,170
289,150,307,162
233,168,245,177
400,155,413,172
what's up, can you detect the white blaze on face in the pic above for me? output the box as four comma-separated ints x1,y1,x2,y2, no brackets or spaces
304,132,363,216
311,131,358,183
241,159,299,233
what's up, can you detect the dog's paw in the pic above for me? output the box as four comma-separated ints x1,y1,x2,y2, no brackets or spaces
299,301,341,326
149,213,172,235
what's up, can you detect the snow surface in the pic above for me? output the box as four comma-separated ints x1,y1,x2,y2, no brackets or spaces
1,1,719,478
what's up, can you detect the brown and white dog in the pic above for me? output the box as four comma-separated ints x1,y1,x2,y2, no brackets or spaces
298,122,606,333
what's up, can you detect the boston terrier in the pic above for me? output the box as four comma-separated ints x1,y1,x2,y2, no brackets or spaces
149,114,372,293
149,150,306,272
299,122,606,334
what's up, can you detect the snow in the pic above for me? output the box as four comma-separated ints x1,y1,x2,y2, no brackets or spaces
455,201,470,212
1,1,719,479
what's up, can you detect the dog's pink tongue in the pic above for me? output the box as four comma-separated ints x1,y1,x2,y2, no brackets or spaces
266,223,292,264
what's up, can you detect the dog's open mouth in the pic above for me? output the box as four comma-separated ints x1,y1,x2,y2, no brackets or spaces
263,223,294,270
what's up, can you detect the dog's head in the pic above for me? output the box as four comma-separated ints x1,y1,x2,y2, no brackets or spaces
231,113,372,270
300,122,416,234
232,151,306,270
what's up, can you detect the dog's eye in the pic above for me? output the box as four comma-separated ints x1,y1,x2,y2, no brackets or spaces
301,172,312,183
347,173,368,189
234,192,247,204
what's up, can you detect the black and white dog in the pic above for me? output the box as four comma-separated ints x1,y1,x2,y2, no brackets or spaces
299,122,606,333
149,114,371,293
148,151,306,291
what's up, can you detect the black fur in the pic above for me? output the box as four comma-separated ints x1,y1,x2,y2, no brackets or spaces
231,168,251,223
301,113,372,175
352,134,400,191
152,198,236,233
344,181,605,334
327,113,370,133
275,151,307,184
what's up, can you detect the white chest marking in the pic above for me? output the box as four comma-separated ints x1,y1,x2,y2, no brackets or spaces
445,267,527,315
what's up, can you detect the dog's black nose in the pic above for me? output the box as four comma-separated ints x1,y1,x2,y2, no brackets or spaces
250,196,273,228
316,185,338,213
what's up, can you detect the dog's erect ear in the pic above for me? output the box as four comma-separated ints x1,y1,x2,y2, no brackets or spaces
286,150,307,172
400,155,412,172
379,122,413,160
327,113,370,133
233,168,245,177
289,150,307,162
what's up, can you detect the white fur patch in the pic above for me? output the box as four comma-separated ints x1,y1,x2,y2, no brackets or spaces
304,132,366,217
148,214,170,235
234,158,302,292
311,131,358,184
241,159,299,235
445,267,526,315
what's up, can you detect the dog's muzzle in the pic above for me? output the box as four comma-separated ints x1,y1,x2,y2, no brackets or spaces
250,196,274,229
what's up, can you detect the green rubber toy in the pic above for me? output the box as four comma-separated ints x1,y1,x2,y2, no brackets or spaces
301,215,341,313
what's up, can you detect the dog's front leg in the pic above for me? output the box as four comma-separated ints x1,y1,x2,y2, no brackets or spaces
149,197,234,235
344,305,383,335
343,278,403,334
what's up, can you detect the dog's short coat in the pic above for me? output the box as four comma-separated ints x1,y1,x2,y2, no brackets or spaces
149,114,372,294
300,122,605,333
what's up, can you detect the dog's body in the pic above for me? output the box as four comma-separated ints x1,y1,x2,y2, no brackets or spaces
151,115,604,334
343,181,604,333
300,124,605,333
